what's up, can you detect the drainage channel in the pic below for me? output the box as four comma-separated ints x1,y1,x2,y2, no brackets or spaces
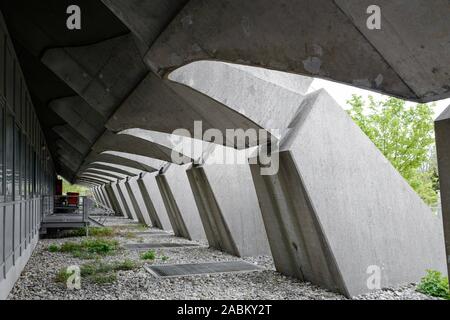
124,243,201,250
144,261,263,278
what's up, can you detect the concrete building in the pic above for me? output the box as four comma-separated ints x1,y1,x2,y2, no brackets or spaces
0,1,449,299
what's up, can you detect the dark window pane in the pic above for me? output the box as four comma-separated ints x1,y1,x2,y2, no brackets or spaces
0,106,3,196
5,114,13,199
14,124,20,199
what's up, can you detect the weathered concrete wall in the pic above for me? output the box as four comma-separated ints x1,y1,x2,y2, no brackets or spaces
250,89,447,297
157,164,206,241
169,61,310,139
434,107,450,284
111,182,127,217
124,178,147,225
116,181,135,220
127,176,153,226
105,184,122,215
100,185,113,209
137,173,163,229
140,172,173,231
187,148,271,257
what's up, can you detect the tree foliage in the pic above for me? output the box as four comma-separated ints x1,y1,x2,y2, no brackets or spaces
347,95,438,205
61,177,89,196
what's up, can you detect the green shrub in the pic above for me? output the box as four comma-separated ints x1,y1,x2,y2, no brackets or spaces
55,268,72,283
48,244,60,252
161,255,169,262
140,250,156,260
417,270,450,300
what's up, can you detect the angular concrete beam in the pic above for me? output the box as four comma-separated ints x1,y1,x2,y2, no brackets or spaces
58,154,81,173
79,179,102,186
84,168,125,181
105,183,122,215
187,156,271,257
136,173,163,229
79,177,106,186
110,182,128,217
144,0,450,102
82,163,139,177
53,124,91,155
100,185,113,209
334,0,450,102
42,34,147,118
117,180,138,220
103,151,165,172
81,151,158,173
101,0,189,48
81,173,116,183
138,172,173,231
91,130,191,163
106,72,267,148
434,106,450,285
249,89,447,297
50,96,105,143
56,139,85,164
169,61,311,138
156,163,206,241
124,177,149,225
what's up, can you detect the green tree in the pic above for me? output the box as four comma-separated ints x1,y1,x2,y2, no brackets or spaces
347,95,438,205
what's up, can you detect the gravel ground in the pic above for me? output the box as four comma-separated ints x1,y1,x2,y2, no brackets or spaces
7,217,436,300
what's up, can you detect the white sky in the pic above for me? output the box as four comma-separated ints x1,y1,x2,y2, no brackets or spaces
309,78,450,119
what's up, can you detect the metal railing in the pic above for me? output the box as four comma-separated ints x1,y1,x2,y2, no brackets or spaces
41,195,93,223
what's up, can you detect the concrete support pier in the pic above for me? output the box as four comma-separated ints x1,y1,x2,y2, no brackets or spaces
434,107,450,284
124,177,148,225
187,160,271,257
156,164,206,241
250,90,447,297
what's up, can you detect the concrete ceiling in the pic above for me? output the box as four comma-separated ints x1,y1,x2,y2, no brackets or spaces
1,0,448,184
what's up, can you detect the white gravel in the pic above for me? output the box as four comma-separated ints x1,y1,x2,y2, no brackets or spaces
7,217,437,300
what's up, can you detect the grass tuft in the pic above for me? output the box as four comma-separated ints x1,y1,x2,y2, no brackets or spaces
140,250,156,260
48,244,60,252
51,238,119,259
67,227,115,238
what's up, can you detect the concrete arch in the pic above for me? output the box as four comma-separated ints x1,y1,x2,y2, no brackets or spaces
83,163,140,177
81,151,159,173
84,168,127,181
106,71,268,148
81,173,116,183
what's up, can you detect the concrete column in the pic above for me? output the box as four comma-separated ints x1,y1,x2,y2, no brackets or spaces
187,159,271,257
124,177,148,225
434,107,450,284
100,185,113,209
105,183,122,215
156,164,206,241
249,89,447,297
111,182,126,217
137,172,164,229
97,186,108,207
92,187,100,203
138,172,173,231
115,181,134,219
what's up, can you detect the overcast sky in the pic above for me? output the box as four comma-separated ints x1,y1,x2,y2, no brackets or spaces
309,78,450,119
